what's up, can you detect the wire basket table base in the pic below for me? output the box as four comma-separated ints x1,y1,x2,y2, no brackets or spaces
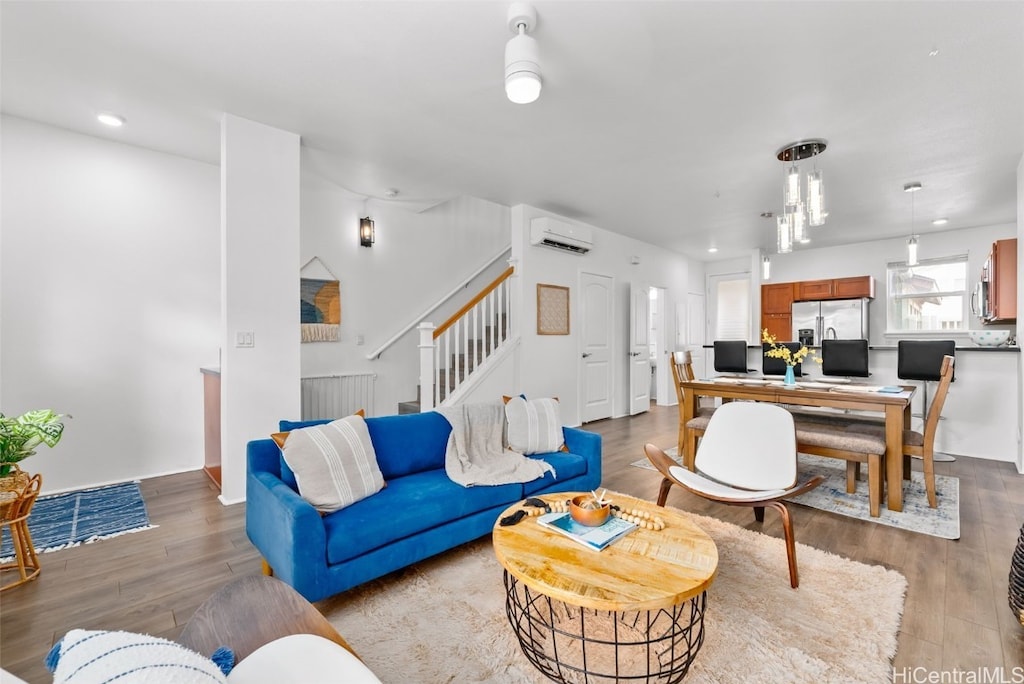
503,571,707,684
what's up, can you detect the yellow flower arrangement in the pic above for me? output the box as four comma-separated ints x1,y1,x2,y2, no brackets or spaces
761,329,821,367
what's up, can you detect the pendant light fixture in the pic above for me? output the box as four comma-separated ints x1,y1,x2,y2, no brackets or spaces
775,139,827,250
762,256,771,280
505,3,542,104
904,182,921,266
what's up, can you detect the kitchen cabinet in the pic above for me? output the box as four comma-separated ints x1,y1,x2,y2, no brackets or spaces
762,313,792,341
760,283,794,340
796,279,834,300
980,238,1017,323
762,282,795,314
834,276,875,299
795,276,874,302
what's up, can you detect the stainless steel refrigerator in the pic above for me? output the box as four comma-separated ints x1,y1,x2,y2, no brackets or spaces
791,298,870,345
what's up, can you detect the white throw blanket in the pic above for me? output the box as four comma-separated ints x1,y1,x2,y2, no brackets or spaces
434,403,555,487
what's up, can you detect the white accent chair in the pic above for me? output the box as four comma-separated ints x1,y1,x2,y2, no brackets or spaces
645,402,823,588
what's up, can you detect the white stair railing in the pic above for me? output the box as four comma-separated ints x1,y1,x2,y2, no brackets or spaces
418,266,514,410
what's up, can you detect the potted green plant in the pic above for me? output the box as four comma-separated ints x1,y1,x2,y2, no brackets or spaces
0,409,68,478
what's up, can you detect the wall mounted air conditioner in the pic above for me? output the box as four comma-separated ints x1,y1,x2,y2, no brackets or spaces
529,218,593,254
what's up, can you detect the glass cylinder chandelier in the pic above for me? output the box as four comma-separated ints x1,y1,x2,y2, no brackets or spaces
904,182,921,266
775,139,827,250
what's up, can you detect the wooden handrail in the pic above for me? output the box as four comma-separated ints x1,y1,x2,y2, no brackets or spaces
365,246,510,360
434,266,514,339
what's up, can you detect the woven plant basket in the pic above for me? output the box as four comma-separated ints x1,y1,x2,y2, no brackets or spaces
1009,522,1024,628
0,465,31,520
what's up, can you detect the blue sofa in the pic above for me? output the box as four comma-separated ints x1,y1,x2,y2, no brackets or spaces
246,411,602,602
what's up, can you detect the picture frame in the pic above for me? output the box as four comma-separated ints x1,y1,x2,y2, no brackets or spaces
537,284,570,335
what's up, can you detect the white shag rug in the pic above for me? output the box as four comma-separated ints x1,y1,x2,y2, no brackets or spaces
319,508,906,683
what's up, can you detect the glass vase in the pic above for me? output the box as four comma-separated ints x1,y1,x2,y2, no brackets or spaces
784,365,796,386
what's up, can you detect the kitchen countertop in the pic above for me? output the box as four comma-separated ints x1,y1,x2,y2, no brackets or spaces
703,345,1019,353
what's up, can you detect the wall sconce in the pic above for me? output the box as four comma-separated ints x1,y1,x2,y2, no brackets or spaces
359,217,375,247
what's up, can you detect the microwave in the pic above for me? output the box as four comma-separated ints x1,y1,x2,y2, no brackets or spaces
972,280,991,320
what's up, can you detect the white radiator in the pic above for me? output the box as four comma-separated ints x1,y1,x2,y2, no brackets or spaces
301,373,377,419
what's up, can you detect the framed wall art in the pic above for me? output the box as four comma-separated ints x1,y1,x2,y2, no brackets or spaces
537,284,570,335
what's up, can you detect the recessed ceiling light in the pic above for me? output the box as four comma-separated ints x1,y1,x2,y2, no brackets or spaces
903,182,922,193
760,212,774,219
928,48,940,57
932,218,948,226
707,247,718,253
798,238,811,244
97,112,125,127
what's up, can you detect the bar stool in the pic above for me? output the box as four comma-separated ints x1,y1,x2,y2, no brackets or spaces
713,340,753,374
1,472,43,591
897,340,956,462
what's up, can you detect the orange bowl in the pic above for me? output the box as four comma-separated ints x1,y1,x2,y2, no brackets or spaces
569,495,611,527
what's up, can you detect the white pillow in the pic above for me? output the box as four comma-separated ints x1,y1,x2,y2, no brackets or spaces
504,396,564,455
278,414,385,514
227,634,380,684
49,629,227,683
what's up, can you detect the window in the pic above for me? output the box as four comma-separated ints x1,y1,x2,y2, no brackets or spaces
710,275,750,341
886,255,968,333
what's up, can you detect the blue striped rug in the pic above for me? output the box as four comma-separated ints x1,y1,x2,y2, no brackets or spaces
1,481,155,560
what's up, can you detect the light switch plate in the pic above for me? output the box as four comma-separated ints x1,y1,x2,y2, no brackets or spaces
235,331,255,348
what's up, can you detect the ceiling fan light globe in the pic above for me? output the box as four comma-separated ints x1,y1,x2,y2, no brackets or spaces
505,32,541,104
505,71,542,104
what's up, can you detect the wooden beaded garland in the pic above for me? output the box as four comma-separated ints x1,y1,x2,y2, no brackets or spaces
527,498,665,532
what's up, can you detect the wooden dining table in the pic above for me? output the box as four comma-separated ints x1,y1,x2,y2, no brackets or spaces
679,379,916,512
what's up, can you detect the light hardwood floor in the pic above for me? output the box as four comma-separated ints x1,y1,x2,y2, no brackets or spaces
2,405,1022,681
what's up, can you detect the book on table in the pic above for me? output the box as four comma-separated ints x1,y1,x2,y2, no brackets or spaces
537,511,637,551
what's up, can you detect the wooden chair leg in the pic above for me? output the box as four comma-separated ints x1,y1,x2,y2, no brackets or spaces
903,454,912,481
867,454,882,518
685,431,699,471
923,448,937,508
846,461,860,494
261,559,274,577
770,502,799,589
657,478,673,507
753,506,765,523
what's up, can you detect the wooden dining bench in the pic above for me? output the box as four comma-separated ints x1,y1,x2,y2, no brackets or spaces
684,412,887,517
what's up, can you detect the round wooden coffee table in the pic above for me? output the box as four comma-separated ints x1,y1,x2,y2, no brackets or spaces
492,491,718,684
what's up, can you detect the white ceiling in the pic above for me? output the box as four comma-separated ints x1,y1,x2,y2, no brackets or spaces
2,1,1021,261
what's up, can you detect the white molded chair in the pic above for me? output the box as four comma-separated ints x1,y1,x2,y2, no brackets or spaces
645,402,823,588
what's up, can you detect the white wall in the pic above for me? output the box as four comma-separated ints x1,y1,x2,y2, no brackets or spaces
0,115,219,493
220,115,301,503
299,164,511,416
511,205,693,426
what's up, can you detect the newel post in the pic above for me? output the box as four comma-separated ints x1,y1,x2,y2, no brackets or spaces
418,322,436,411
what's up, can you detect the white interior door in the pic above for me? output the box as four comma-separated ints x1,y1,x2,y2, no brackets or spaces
580,272,614,423
685,292,707,380
629,282,651,415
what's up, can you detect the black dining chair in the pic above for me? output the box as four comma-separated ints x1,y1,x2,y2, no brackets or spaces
821,339,870,378
762,342,803,377
898,339,956,462
713,340,753,375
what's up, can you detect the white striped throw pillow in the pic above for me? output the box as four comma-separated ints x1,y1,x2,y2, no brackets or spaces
505,396,564,455
278,414,385,513
49,629,228,683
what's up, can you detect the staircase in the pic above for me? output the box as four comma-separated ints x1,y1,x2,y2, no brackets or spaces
400,267,515,413
399,315,508,414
